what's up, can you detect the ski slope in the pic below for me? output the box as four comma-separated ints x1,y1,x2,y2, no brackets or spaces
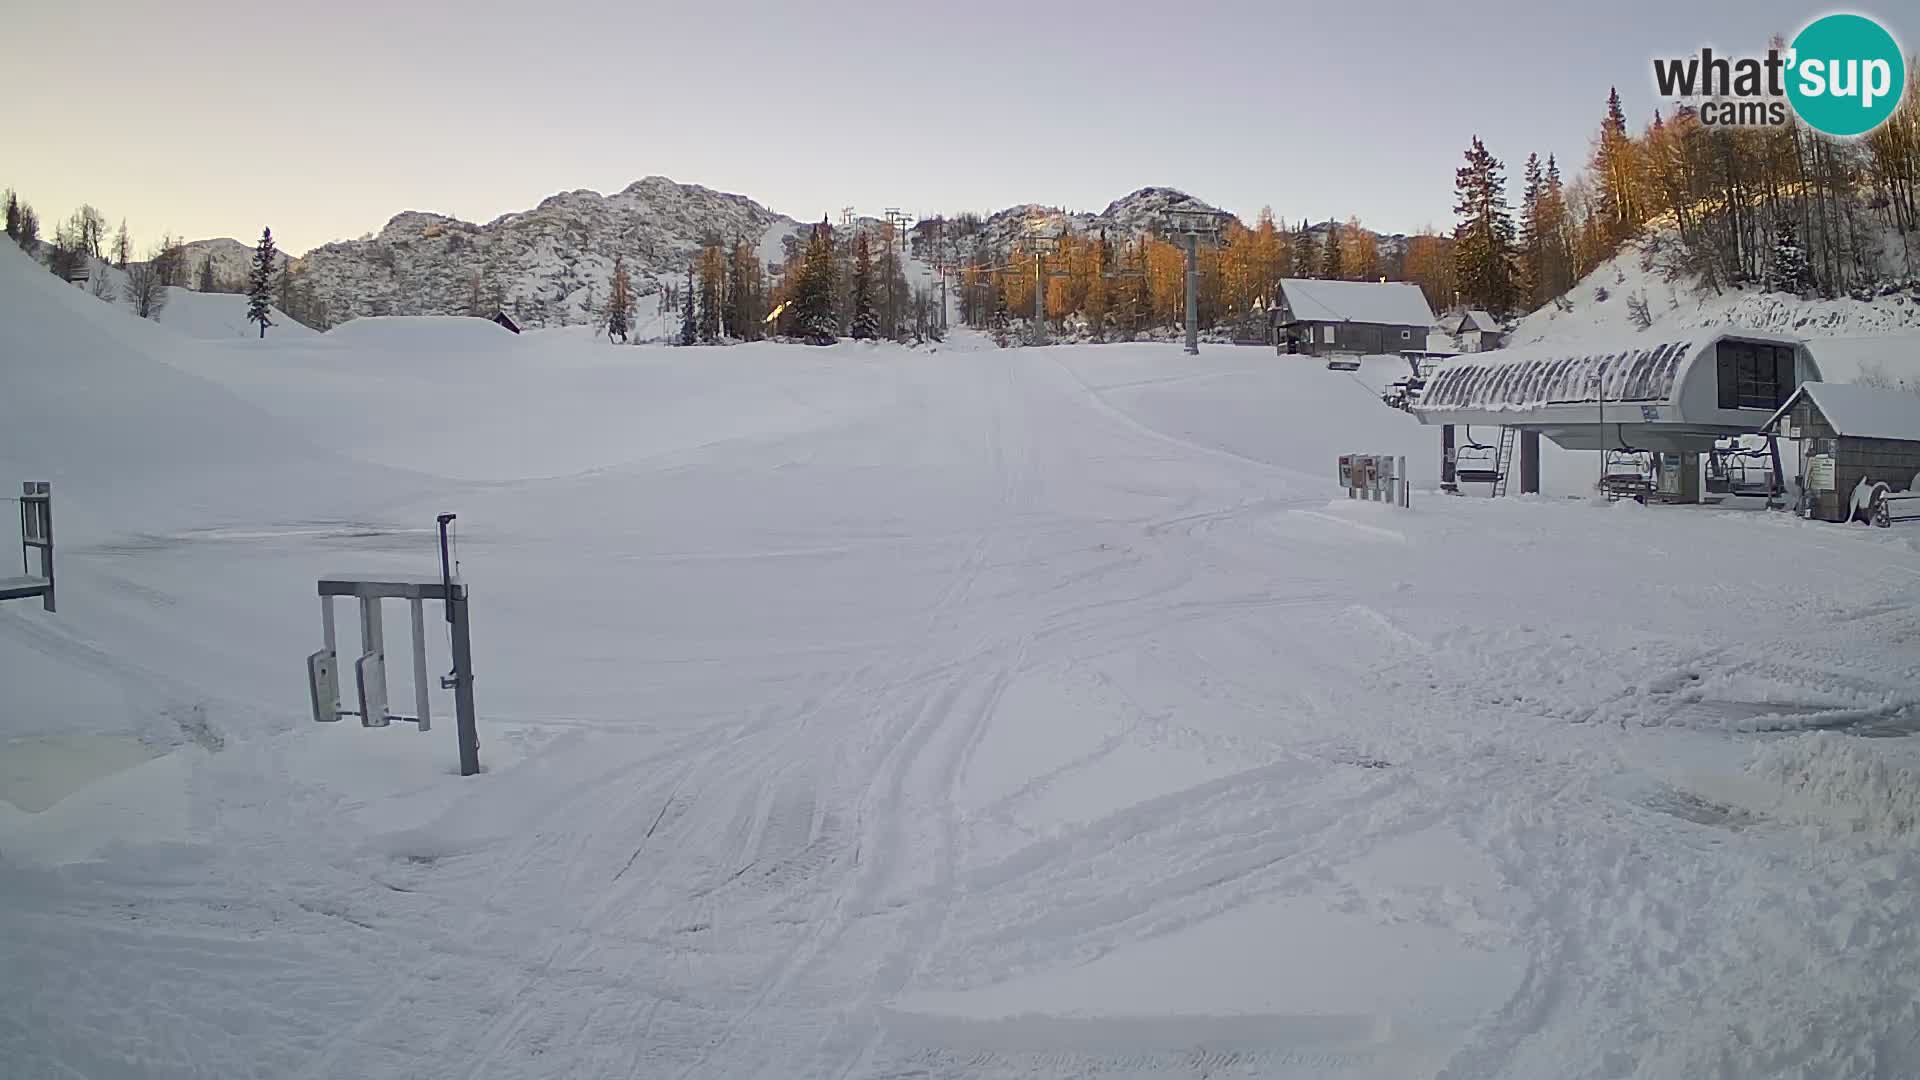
4,242,1920,1079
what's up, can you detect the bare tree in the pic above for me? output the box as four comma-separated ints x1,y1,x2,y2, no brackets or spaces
69,205,108,260
111,219,131,268
123,256,168,319
15,203,37,252
90,271,115,301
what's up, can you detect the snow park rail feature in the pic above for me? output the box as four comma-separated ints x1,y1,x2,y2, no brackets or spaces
1,481,55,612
1650,13,1906,136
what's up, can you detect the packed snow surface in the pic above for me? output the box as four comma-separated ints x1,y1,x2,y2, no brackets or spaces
5,243,1920,1079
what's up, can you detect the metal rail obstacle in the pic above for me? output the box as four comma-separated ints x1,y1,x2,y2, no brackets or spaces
309,513,481,776
1,482,55,612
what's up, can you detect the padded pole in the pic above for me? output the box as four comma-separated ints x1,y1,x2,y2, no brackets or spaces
450,586,480,776
410,597,431,733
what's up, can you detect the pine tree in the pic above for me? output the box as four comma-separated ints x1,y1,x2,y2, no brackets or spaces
1540,155,1574,297
1293,221,1318,279
1517,153,1544,309
696,245,724,342
1766,217,1812,295
196,255,215,292
246,226,277,338
794,217,839,345
679,264,697,345
850,230,878,340
4,191,18,241
1591,88,1640,245
112,219,131,269
607,255,633,342
1452,136,1518,315
1320,220,1344,279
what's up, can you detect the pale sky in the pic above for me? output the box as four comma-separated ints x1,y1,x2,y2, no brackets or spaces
6,0,1908,256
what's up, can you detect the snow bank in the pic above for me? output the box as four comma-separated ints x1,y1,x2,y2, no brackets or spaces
1746,732,1920,837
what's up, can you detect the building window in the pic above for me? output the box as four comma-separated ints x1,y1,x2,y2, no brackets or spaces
1716,341,1793,410
1401,329,1411,340
1324,324,1337,344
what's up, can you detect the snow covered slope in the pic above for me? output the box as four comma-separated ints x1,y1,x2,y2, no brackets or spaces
5,274,1920,1080
1512,235,1920,351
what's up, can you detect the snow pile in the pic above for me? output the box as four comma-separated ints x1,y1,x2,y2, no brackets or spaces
1747,733,1920,837
0,244,406,533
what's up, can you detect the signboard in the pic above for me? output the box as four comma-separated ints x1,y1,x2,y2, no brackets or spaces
1808,455,1836,492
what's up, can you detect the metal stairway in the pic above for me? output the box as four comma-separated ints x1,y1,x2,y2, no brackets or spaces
1491,426,1518,497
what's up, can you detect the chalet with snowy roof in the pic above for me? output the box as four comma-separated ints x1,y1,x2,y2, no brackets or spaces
1449,309,1504,352
1271,279,1436,357
1763,381,1920,524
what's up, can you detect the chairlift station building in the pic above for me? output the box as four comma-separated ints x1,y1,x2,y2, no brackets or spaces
1411,330,1819,452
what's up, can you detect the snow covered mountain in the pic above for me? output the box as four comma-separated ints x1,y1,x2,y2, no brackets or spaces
292,177,798,330
177,237,288,290
252,179,1411,331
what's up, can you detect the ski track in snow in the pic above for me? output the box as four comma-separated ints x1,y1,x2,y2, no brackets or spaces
6,242,1920,1079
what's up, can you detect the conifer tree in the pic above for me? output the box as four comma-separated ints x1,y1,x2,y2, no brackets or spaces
794,217,839,345
4,190,18,241
850,230,878,340
679,263,697,345
1320,220,1344,280
246,226,277,337
1453,136,1517,315
197,255,215,292
1591,88,1640,244
607,254,633,342
112,219,130,269
1517,152,1544,309
1292,221,1317,279
1766,218,1812,295
696,245,724,342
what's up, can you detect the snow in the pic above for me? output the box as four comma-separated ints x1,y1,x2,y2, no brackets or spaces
1770,380,1920,442
7,240,1920,1079
1276,279,1436,328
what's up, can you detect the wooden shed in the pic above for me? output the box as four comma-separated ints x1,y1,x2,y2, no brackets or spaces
1763,382,1920,523
490,310,522,335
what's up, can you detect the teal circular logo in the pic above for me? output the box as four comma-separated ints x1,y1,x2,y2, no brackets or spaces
1787,13,1905,137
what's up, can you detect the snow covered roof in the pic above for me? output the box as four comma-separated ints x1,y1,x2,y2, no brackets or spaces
1766,381,1920,441
1461,310,1500,332
1276,279,1436,328
1418,339,1693,411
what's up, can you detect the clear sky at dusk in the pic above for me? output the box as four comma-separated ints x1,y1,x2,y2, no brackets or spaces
6,0,1911,255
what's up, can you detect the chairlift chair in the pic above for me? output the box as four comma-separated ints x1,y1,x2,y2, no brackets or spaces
1453,430,1503,485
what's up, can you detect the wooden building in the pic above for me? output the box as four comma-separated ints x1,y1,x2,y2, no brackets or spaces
1270,279,1435,357
490,310,522,335
1763,381,1920,523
